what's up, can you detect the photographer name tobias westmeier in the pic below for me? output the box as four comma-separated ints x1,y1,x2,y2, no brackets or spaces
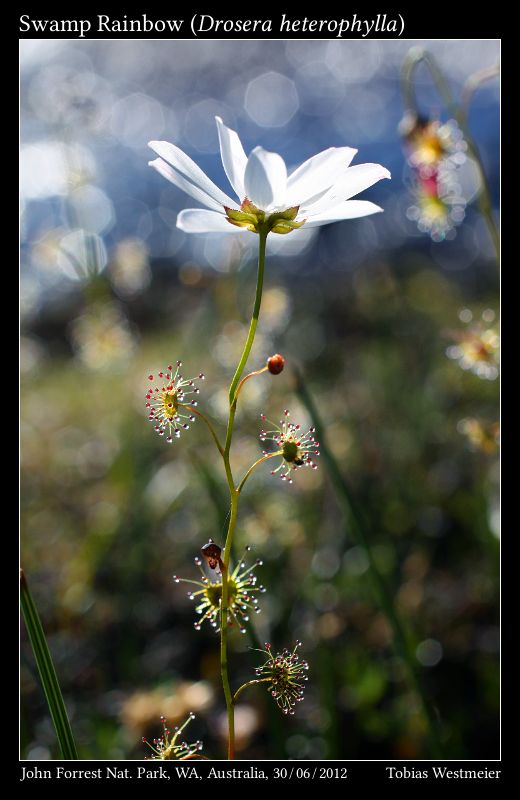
386,766,501,780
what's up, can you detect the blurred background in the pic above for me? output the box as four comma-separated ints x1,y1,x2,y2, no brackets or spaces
20,39,499,760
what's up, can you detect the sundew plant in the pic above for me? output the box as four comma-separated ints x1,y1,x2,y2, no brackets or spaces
145,117,390,759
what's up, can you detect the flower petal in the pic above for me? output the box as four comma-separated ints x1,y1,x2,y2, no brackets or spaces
303,200,383,227
148,140,236,209
244,147,287,211
285,147,358,207
149,158,225,212
215,116,247,201
303,163,391,216
177,208,249,234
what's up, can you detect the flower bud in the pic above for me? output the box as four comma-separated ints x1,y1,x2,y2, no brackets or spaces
267,354,285,375
201,539,222,571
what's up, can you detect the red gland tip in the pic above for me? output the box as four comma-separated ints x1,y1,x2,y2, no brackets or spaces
267,353,285,375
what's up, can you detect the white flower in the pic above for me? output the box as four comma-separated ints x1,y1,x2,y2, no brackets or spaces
148,117,390,235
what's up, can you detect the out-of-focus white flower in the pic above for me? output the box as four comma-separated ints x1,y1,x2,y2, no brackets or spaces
148,116,390,235
446,312,499,380
457,418,499,454
406,167,467,242
70,302,136,371
109,237,151,298
400,114,466,170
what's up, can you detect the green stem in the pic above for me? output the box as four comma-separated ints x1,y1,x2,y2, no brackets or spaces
400,46,422,113
233,678,270,705
181,404,224,455
228,227,268,405
461,64,499,117
191,460,284,755
294,372,444,758
220,227,269,760
219,545,236,760
234,366,268,401
237,451,282,494
401,48,500,267
20,570,78,760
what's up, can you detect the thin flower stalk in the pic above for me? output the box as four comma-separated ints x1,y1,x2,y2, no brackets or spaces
237,452,282,495
233,678,271,705
234,366,268,400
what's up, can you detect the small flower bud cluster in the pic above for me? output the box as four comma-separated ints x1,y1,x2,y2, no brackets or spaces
173,546,265,634
255,641,309,715
145,361,204,442
260,410,320,484
143,713,203,760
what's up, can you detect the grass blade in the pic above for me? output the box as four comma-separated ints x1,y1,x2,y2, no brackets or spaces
20,569,78,760
294,369,444,758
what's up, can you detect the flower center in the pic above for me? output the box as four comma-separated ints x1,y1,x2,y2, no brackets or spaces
419,194,447,222
415,134,445,165
205,578,238,609
161,389,179,419
282,438,303,464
